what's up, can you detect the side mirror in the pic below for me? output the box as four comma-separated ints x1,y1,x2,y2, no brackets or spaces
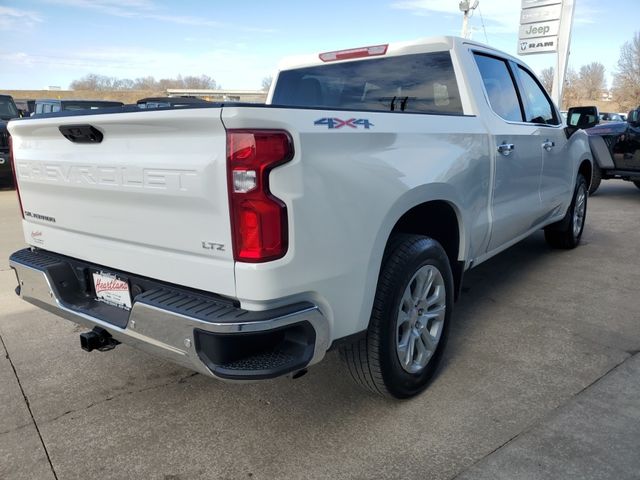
628,108,640,127
567,106,600,129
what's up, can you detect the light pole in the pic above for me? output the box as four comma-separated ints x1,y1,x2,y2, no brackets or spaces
459,0,479,39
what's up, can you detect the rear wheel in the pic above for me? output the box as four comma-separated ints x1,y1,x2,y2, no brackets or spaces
589,164,602,195
544,174,588,249
633,181,640,190
340,234,453,399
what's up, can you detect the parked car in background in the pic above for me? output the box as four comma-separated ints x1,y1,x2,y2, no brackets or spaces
571,106,640,194
599,112,625,123
33,99,124,115
0,94,21,187
136,96,211,109
14,99,35,118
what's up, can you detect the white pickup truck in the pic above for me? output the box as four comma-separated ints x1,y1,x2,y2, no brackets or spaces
8,37,592,398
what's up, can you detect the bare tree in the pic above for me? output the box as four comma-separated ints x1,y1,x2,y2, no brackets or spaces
182,75,217,89
70,74,120,91
70,74,218,91
561,68,580,109
115,78,135,90
612,31,640,111
261,76,273,92
133,76,157,90
577,62,607,101
540,67,554,94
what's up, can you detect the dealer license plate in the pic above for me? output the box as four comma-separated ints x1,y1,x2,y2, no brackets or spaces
92,271,132,310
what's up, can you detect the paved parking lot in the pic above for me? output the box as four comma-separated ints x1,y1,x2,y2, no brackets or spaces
1,181,639,480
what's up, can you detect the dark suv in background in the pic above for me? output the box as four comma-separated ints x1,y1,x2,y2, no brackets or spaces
568,105,640,194
136,96,210,108
0,95,21,187
14,99,35,117
34,99,124,115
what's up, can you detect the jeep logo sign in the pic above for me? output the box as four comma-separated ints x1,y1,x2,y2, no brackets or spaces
518,20,560,39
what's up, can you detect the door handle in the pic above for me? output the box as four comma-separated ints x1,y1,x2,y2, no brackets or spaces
497,143,515,156
542,140,555,151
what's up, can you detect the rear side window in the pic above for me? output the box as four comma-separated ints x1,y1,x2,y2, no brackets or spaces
473,54,523,122
516,66,559,125
272,52,463,115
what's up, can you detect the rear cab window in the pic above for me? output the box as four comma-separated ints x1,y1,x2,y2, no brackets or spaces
272,51,463,115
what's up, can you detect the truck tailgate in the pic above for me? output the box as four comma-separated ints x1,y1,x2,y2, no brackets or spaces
8,108,236,297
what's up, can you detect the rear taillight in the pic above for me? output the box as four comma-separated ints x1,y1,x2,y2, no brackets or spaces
8,135,24,219
227,129,293,262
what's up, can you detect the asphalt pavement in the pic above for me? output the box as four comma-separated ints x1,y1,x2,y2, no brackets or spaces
1,181,639,480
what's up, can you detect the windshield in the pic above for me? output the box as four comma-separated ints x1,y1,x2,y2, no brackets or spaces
0,97,19,120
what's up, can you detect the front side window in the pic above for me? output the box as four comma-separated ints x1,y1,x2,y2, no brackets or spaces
272,51,463,115
473,53,522,122
517,66,558,125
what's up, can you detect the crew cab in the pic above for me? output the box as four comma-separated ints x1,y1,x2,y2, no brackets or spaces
7,37,592,398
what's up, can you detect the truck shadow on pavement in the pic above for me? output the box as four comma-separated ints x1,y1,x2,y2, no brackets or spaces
5,215,636,479
590,181,640,200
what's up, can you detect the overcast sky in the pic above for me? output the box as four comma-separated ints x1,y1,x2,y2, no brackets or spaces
0,0,637,90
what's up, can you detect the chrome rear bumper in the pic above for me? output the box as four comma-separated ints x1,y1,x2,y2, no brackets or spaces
10,248,329,380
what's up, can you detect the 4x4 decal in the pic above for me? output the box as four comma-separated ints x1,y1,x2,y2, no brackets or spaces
314,118,374,129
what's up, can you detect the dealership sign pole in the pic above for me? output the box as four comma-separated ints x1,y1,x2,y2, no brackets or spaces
518,0,575,108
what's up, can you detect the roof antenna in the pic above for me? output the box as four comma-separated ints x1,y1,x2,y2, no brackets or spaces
459,0,479,39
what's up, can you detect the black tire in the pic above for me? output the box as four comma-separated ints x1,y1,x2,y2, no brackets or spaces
633,181,640,191
340,234,453,399
589,164,602,195
544,174,588,249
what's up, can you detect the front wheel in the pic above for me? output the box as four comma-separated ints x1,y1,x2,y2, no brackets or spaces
340,234,453,399
544,174,588,249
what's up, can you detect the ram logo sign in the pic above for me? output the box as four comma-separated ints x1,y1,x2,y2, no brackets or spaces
518,38,557,55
